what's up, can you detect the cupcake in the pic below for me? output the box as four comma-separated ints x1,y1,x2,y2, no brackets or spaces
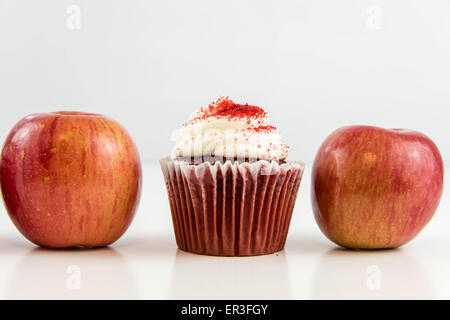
160,97,305,256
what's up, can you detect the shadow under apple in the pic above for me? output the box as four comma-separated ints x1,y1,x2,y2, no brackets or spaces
6,247,137,299
311,247,435,299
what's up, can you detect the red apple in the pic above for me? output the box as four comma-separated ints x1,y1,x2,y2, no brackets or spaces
312,125,444,249
0,111,142,248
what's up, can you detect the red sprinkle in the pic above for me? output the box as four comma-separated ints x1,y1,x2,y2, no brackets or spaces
184,97,281,134
187,97,267,124
251,125,277,133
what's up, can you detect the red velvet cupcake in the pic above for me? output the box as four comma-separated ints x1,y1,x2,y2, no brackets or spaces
161,97,304,256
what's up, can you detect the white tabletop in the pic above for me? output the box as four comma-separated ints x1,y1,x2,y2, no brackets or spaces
0,163,448,300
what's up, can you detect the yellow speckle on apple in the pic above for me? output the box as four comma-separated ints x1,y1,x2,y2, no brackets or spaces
43,176,50,182
363,152,377,163
115,132,124,144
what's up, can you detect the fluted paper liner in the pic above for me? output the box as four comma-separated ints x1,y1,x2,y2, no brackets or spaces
160,157,305,256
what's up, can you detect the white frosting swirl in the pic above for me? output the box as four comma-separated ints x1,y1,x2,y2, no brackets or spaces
171,97,289,161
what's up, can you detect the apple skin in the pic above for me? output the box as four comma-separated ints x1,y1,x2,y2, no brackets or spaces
0,111,142,248
312,126,444,249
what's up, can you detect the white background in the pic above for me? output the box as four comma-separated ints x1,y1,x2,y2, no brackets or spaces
0,0,449,300
1,0,450,165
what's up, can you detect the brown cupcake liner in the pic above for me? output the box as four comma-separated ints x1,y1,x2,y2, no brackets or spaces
160,157,305,257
